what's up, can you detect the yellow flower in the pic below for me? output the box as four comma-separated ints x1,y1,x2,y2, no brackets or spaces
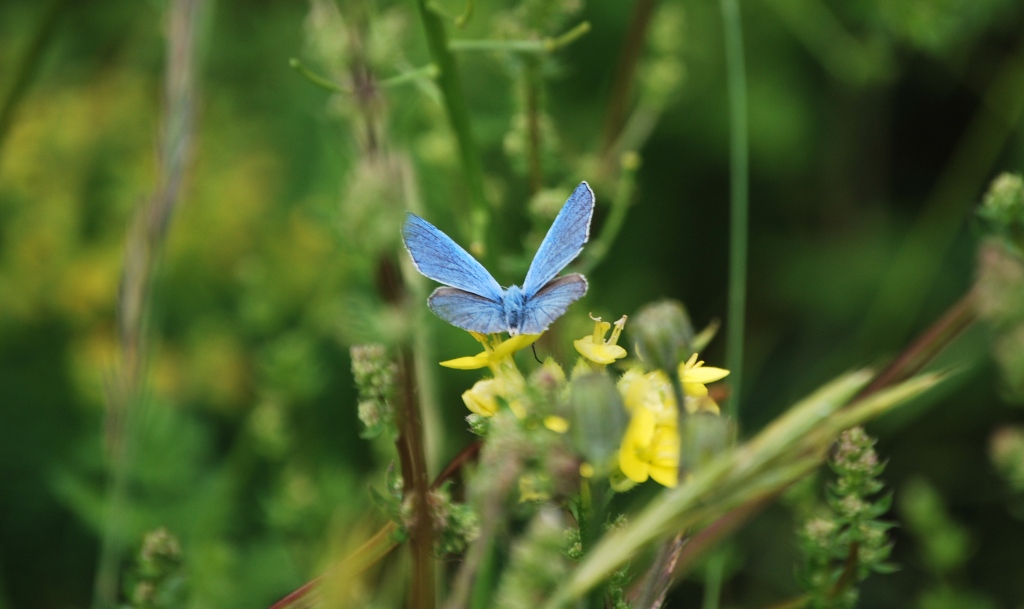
618,368,677,420
575,314,628,365
684,395,721,416
615,367,681,488
679,353,729,398
461,376,527,418
543,415,569,433
461,378,502,416
441,332,541,370
617,405,680,487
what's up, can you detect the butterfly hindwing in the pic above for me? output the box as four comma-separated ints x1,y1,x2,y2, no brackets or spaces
518,273,588,335
403,213,504,302
428,287,508,334
522,182,595,297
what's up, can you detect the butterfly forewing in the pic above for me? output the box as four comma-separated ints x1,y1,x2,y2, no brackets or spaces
428,287,508,334
522,182,595,297
519,273,588,335
403,213,504,302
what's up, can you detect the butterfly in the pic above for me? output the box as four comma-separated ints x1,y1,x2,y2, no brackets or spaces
402,181,595,336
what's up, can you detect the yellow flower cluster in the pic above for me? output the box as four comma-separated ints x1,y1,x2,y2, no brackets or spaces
443,314,729,491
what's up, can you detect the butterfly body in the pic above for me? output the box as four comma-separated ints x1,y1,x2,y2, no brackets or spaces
403,182,595,335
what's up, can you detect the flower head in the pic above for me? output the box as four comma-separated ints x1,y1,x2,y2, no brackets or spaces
574,314,628,365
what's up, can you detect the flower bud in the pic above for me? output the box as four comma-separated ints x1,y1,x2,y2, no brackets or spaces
568,373,627,470
630,299,695,372
978,172,1024,233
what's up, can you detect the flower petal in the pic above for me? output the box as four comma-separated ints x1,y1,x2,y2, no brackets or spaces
441,353,491,369
492,333,542,359
619,406,656,483
544,415,570,433
681,365,730,384
574,338,627,364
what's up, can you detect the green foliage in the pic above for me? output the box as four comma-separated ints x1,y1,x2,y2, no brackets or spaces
493,508,572,609
122,528,186,609
351,344,399,441
797,427,895,609
1,0,1023,607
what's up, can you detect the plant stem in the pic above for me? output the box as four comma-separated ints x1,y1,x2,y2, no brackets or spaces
396,348,436,609
264,441,483,609
380,63,440,88
449,22,591,54
702,551,726,609
600,0,656,154
288,57,347,93
92,1,202,607
412,0,489,254
720,0,749,422
859,292,975,399
524,57,544,194
578,152,641,275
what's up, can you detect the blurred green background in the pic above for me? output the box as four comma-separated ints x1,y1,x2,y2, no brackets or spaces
2,0,1024,607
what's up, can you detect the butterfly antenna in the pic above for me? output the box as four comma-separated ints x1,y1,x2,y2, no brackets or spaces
532,343,543,364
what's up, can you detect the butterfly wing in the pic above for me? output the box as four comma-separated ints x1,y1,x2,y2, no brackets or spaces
522,182,595,297
428,287,508,334
402,213,504,302
518,273,588,335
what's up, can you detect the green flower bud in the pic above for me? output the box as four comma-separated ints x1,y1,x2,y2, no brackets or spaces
979,172,1024,231
568,373,627,470
630,300,695,372
990,426,1024,491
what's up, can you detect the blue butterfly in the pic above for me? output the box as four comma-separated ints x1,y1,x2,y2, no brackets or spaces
403,181,595,335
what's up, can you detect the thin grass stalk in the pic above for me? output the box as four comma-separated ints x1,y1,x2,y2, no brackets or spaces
91,1,202,607
720,0,749,422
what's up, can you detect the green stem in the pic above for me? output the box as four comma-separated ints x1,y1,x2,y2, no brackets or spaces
702,551,727,609
288,57,347,93
600,0,656,155
380,63,440,88
720,0,749,422
449,21,591,54
412,0,489,254
578,152,641,275
524,57,543,194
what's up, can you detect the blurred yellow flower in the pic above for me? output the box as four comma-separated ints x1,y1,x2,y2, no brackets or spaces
462,378,503,417
679,353,729,397
615,368,681,487
618,368,677,418
574,314,627,364
618,405,680,488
